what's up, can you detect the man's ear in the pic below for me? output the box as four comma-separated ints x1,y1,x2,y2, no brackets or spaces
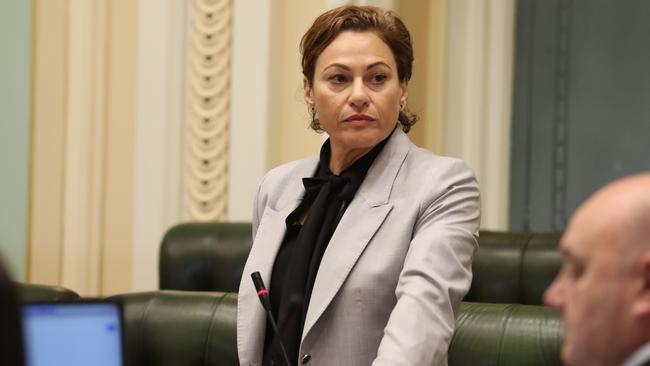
304,76,314,107
632,252,650,319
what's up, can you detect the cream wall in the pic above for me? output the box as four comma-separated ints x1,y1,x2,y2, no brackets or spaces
395,0,447,153
267,0,324,169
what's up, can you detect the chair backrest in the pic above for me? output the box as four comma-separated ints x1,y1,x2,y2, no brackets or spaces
109,291,237,366
158,223,562,304
159,222,252,292
449,302,563,366
15,282,81,303
110,291,563,366
464,231,562,305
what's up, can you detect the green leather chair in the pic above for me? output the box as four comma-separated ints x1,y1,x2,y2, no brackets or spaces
450,302,563,366
464,231,562,305
110,291,563,366
110,291,238,366
159,222,252,292
158,223,562,305
15,282,80,303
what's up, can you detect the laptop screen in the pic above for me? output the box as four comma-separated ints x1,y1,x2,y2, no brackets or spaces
21,302,124,366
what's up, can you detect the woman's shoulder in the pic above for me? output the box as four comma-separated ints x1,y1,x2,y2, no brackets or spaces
396,145,480,219
263,155,318,181
258,155,319,196
385,128,476,182
404,145,477,180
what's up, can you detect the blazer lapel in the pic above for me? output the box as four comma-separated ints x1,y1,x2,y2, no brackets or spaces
238,157,318,364
302,128,412,341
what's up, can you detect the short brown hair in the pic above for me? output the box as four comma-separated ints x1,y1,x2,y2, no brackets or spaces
300,5,418,132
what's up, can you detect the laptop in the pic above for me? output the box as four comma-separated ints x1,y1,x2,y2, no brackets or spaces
21,300,125,366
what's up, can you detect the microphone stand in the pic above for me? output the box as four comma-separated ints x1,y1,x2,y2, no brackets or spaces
251,272,293,366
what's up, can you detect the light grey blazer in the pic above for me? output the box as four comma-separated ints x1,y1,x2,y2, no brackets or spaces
237,128,480,366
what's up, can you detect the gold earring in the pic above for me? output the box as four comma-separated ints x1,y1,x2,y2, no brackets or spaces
310,107,321,131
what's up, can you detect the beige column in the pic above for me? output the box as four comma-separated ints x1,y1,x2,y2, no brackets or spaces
101,0,137,295
29,0,68,286
229,0,272,221
445,0,515,230
60,0,108,297
29,0,137,295
131,0,191,291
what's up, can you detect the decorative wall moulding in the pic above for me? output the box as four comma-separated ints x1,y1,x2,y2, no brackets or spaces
186,0,232,221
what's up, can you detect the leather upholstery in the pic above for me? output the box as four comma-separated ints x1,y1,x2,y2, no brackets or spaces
158,223,562,305
450,302,563,366
159,222,252,292
110,291,562,366
110,291,238,366
15,282,80,303
464,231,562,305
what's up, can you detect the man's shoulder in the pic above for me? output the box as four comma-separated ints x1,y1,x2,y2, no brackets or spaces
622,343,650,366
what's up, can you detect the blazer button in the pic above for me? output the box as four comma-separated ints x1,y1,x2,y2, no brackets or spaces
301,353,312,364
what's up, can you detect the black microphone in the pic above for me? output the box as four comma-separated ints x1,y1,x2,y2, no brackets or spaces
251,272,292,366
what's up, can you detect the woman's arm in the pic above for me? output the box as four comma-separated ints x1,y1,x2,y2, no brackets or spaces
372,163,480,366
251,173,269,240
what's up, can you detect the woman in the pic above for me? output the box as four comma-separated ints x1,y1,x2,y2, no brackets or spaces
238,5,480,366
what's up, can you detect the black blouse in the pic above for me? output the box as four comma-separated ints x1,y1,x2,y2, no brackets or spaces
263,131,392,365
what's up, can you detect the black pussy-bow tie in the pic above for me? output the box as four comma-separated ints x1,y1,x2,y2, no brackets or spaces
302,174,356,201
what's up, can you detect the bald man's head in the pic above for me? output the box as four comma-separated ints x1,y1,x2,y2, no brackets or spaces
544,173,650,366
572,173,650,258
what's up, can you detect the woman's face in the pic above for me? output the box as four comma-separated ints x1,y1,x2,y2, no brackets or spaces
304,31,408,157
